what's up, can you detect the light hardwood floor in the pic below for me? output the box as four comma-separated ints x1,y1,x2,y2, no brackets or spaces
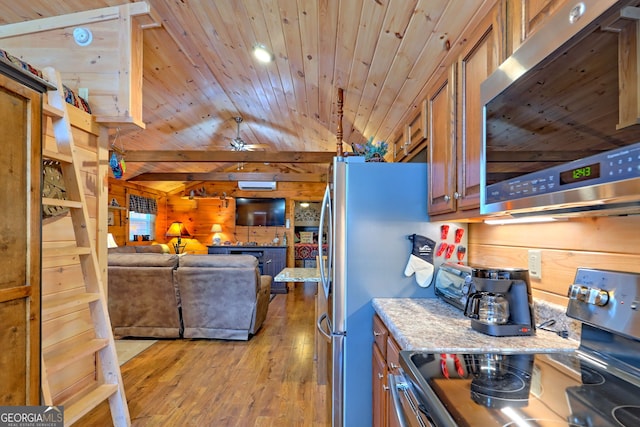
80,283,330,426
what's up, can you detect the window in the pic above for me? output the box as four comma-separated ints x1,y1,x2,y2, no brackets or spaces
128,194,158,241
129,212,156,241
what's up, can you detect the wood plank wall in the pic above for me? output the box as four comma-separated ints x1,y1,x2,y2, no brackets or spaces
468,215,640,307
41,103,104,403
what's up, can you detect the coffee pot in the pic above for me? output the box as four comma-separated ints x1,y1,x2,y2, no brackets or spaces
466,292,510,325
463,266,535,337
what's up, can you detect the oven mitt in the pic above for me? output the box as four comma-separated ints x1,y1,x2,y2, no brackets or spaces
404,234,435,287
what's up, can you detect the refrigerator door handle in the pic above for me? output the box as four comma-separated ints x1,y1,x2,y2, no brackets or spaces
318,184,333,298
316,312,332,342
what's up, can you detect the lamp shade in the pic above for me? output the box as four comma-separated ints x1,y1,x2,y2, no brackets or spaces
166,221,191,238
107,233,118,248
211,224,222,233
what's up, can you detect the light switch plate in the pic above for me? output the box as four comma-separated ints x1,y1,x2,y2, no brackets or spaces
528,250,542,279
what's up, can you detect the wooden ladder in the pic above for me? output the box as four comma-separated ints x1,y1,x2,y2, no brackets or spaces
40,67,130,427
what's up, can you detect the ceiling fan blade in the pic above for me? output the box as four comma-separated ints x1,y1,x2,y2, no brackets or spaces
246,143,269,151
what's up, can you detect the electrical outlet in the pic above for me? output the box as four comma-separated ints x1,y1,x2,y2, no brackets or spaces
528,250,542,279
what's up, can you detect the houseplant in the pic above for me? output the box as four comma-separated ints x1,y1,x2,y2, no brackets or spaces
351,136,388,162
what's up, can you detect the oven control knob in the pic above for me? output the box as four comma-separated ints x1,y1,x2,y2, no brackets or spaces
586,287,609,306
568,284,588,301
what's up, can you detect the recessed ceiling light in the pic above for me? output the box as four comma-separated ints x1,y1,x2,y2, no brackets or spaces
253,44,274,63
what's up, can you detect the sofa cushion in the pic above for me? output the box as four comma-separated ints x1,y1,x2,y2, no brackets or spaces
136,244,170,254
108,253,179,268
179,254,258,268
108,246,136,254
108,244,169,254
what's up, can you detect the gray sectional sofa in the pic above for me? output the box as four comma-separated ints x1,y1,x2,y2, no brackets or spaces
107,248,272,341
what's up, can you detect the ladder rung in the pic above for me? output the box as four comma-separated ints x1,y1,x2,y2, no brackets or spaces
43,245,92,258
43,102,64,119
43,338,109,375
42,197,83,209
42,293,101,319
63,384,119,426
43,148,73,164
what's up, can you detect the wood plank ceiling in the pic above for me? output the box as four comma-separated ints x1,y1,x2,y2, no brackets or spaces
0,0,491,192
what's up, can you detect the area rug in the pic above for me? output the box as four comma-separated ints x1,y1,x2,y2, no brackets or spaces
115,339,157,366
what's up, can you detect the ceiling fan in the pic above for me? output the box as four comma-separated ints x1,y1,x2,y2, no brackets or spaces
229,117,268,151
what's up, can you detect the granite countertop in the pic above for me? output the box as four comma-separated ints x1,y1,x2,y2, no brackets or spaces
274,267,321,282
373,298,579,353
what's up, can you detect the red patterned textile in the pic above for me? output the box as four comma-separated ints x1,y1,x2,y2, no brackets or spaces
294,243,329,260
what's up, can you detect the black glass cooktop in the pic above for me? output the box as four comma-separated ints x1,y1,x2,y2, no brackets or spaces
400,351,640,427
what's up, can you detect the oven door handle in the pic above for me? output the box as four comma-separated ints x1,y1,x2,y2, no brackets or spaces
388,373,410,427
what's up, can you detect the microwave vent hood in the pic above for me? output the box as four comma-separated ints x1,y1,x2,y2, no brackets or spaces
480,0,640,218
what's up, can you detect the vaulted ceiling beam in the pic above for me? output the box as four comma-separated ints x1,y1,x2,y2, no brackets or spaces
122,150,336,163
130,172,327,182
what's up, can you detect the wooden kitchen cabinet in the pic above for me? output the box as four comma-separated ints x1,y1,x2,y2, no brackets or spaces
0,64,45,405
372,313,403,427
386,336,402,427
428,4,505,217
372,343,388,427
427,63,457,216
403,100,428,158
507,0,569,55
393,99,427,162
391,131,406,162
455,5,505,212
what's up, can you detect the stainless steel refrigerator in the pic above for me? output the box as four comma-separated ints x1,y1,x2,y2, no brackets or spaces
317,157,466,427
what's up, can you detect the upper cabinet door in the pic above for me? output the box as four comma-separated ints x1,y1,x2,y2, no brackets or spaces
404,100,428,156
456,4,506,211
427,64,457,216
508,0,569,54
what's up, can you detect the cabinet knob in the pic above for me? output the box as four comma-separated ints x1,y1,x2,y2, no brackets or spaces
373,331,382,337
389,363,399,370
378,373,384,380
454,192,460,199
443,195,451,202
383,385,390,391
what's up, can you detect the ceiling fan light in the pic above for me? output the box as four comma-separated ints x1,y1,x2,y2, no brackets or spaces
253,44,274,63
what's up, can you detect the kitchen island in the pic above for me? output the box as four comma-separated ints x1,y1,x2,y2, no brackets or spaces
372,298,579,352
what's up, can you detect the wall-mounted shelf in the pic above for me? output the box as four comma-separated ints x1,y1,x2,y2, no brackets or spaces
108,205,126,210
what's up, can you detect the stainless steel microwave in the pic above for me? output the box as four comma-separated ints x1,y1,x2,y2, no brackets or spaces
480,0,640,217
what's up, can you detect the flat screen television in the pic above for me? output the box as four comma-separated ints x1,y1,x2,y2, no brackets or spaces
235,197,286,227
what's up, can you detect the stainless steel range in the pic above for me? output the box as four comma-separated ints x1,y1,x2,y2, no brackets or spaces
392,268,640,426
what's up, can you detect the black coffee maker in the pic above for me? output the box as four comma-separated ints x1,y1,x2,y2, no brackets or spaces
463,266,536,337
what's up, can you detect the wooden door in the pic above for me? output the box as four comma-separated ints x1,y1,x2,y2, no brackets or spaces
0,72,42,405
427,64,457,215
456,3,506,211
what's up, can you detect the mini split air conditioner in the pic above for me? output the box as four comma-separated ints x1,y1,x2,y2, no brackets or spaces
237,181,277,191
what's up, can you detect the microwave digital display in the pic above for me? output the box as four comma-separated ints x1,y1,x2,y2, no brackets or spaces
559,163,600,185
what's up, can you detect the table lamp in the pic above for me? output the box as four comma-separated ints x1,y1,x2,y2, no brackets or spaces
166,221,191,253
107,233,118,248
211,224,223,245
